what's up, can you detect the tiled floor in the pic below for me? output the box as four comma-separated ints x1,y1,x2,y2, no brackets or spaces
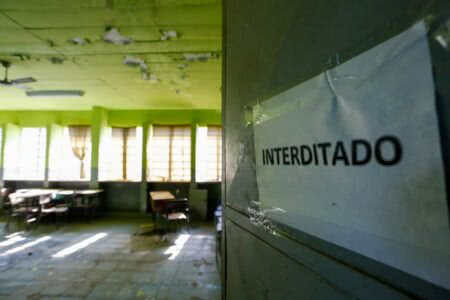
0,216,221,300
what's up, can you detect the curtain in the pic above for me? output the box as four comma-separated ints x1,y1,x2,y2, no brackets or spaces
68,126,90,179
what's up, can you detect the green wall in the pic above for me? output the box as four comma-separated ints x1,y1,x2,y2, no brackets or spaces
0,108,221,127
0,106,222,212
107,109,221,126
0,111,92,126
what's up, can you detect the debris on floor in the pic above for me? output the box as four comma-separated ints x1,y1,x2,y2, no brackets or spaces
0,216,221,299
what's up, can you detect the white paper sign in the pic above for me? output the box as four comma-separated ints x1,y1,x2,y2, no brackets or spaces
253,22,450,288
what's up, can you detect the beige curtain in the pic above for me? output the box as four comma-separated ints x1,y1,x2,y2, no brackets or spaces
68,126,90,179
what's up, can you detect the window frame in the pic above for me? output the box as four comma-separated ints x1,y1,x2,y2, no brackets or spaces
195,125,222,183
147,124,192,183
4,126,47,181
99,126,142,182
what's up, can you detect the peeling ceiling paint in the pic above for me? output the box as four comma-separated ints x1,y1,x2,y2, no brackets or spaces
0,0,222,110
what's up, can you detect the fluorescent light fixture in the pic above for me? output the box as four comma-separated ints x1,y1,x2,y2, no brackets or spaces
52,232,107,258
26,90,85,98
1,236,51,256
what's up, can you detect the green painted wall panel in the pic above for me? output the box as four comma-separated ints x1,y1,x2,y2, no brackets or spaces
107,109,222,126
90,106,108,174
0,109,221,127
0,111,91,126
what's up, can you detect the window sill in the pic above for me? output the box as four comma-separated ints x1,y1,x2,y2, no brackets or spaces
147,180,191,183
4,179,45,181
98,180,142,183
196,181,222,183
48,180,90,182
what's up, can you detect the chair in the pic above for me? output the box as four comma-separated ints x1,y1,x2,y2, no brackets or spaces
1,188,12,213
149,191,176,232
163,198,190,233
8,193,41,230
71,193,88,219
72,190,102,220
40,192,71,224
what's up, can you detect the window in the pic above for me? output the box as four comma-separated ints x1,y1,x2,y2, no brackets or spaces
49,126,91,181
4,127,47,180
148,125,191,182
196,126,222,182
99,127,142,181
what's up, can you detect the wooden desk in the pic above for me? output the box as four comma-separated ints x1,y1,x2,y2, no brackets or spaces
149,191,175,214
149,191,189,232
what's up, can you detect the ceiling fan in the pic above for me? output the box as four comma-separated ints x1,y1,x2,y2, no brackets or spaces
0,60,36,89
